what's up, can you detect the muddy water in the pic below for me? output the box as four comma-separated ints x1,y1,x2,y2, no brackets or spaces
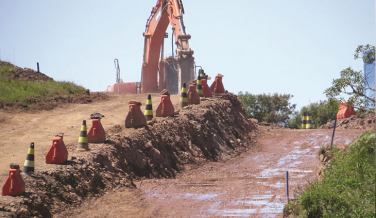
63,129,364,218
135,129,363,217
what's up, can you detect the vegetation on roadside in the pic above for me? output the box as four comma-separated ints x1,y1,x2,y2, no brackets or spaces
285,131,375,217
288,99,340,129
0,60,86,103
238,92,296,126
324,44,375,111
288,45,375,129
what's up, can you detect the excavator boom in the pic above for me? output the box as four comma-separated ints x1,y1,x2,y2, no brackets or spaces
141,0,194,93
104,0,194,94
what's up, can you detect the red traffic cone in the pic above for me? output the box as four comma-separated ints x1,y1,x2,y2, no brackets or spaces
88,119,106,143
201,78,212,97
156,95,175,117
2,164,25,196
187,85,200,105
210,75,225,93
125,101,147,128
46,133,68,164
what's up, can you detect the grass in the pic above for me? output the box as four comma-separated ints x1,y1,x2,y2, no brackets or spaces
0,60,86,103
285,131,375,217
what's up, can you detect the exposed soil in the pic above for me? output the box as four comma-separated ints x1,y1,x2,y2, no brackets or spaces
0,92,109,113
0,70,371,217
320,113,375,130
6,68,53,82
55,128,364,218
0,93,259,217
0,63,110,113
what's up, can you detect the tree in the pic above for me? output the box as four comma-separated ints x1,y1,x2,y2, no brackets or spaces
324,44,375,111
238,92,296,125
288,99,339,129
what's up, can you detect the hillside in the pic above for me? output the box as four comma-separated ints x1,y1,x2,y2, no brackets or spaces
0,61,107,112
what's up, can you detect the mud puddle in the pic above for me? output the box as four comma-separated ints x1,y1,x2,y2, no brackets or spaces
58,129,364,218
132,129,364,217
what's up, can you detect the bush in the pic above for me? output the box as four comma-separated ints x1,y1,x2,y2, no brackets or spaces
238,92,296,126
288,100,339,129
288,132,375,217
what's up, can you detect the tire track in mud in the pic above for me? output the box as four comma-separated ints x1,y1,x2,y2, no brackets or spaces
63,128,365,217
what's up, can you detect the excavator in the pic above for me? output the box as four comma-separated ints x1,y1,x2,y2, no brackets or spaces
104,0,195,94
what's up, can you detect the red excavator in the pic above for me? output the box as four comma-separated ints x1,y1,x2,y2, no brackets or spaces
104,0,195,94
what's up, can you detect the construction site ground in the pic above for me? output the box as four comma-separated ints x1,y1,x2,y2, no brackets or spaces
0,93,370,217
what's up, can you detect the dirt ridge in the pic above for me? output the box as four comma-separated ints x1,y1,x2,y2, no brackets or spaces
320,113,375,130
0,93,258,217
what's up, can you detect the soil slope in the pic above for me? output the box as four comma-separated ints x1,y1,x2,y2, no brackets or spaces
0,93,257,217
55,128,365,218
320,113,375,130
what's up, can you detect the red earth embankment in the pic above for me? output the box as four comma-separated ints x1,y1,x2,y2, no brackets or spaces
0,93,258,217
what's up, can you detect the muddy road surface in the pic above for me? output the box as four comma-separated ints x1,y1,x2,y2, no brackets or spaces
58,128,364,218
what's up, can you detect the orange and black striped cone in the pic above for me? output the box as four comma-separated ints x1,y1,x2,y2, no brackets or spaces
22,142,35,175
144,94,153,121
77,120,89,151
196,75,203,97
199,69,205,79
180,83,188,108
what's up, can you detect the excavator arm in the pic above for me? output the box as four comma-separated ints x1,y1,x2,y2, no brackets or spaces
141,0,194,93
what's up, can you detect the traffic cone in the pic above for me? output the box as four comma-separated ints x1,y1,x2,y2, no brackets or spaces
210,74,225,93
87,112,106,143
125,101,147,128
87,119,106,143
201,78,212,97
180,83,188,108
144,94,153,121
77,120,89,151
2,164,25,196
196,75,203,97
302,112,312,129
306,113,312,129
199,69,204,78
187,85,200,105
46,133,68,164
156,95,175,117
22,142,34,175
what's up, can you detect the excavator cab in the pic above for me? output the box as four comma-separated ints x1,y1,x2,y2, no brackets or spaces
105,0,194,94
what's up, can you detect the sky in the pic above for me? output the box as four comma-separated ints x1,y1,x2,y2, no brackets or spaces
0,0,375,109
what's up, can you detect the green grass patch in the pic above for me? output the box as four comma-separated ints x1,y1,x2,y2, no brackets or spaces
286,131,375,217
0,62,15,78
0,61,86,103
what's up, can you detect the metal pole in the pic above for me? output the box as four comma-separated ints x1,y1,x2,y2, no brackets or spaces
171,29,174,56
195,66,202,79
114,59,120,93
37,62,40,73
330,117,337,149
286,171,289,203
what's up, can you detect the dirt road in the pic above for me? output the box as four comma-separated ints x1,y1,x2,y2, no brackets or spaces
56,128,364,218
0,93,180,184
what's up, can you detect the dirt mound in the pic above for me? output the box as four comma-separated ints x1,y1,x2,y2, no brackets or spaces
7,68,53,81
258,121,285,130
320,113,375,130
0,93,258,217
0,92,109,113
0,61,20,70
0,62,108,113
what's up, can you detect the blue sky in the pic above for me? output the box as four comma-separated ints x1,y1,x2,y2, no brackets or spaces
0,0,374,109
